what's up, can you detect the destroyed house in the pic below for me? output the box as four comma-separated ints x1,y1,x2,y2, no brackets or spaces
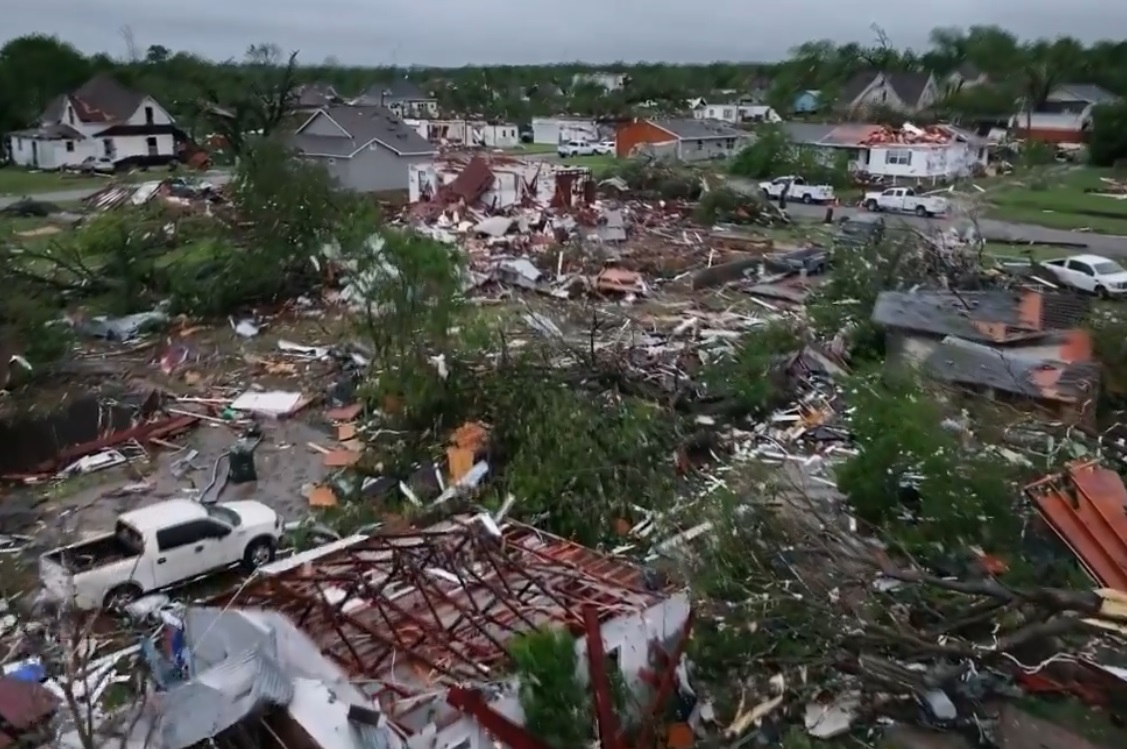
408,154,594,211
872,289,1097,421
210,515,692,749
64,607,395,749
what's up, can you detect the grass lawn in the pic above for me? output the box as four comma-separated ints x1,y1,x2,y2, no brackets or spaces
559,154,618,172
0,168,121,197
987,166,1127,235
981,242,1078,262
503,143,557,154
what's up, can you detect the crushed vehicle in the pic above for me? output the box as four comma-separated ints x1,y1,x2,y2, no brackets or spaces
39,498,283,610
862,187,949,217
1040,254,1127,298
834,214,886,246
759,175,836,204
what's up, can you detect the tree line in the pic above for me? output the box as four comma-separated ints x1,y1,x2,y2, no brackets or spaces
1,26,1126,138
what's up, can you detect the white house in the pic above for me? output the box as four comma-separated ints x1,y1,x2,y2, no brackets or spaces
7,75,178,171
531,116,600,145
693,103,781,124
403,119,520,149
781,121,988,182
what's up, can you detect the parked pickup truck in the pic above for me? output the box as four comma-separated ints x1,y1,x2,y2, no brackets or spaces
557,140,596,157
863,187,949,217
758,176,835,204
1040,254,1127,298
39,498,283,611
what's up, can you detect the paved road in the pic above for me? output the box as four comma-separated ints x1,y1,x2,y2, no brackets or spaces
0,171,232,210
725,176,1127,258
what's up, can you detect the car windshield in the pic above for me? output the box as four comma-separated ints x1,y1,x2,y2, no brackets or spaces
205,504,241,527
1093,261,1124,275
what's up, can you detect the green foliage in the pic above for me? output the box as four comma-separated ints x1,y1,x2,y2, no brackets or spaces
729,126,849,188
490,380,678,546
1088,102,1127,167
702,322,802,416
837,369,1022,556
509,628,588,749
352,230,465,362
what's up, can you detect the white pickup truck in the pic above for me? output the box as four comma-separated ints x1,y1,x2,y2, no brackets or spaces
863,187,949,217
557,140,596,157
39,498,283,611
758,176,835,204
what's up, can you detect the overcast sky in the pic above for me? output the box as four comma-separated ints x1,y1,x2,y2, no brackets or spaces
6,1,1123,67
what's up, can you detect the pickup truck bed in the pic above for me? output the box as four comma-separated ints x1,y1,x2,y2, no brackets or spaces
44,535,140,573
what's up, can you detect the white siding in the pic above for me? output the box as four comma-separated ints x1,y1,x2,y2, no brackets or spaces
862,143,983,180
531,118,598,145
415,594,692,749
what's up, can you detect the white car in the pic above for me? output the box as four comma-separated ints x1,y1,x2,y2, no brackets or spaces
74,156,116,175
863,187,949,217
759,176,835,204
1041,255,1127,298
593,140,615,155
558,140,596,157
39,498,283,610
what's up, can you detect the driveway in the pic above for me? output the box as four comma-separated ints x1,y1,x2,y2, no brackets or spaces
0,171,232,210
726,177,1127,258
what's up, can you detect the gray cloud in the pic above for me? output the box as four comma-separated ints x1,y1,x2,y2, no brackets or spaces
5,1,1124,67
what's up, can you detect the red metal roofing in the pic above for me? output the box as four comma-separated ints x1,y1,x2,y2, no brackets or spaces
1025,460,1127,592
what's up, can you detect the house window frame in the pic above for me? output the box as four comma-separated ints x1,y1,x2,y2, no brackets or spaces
886,149,913,166
144,106,155,125
67,109,75,126
65,140,75,153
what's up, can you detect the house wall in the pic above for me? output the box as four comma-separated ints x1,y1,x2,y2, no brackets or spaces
531,117,598,145
677,136,741,162
319,143,422,193
414,593,692,749
695,105,779,123
9,133,175,169
861,142,982,180
615,120,677,158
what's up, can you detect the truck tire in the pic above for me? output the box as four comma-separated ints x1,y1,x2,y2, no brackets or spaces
103,583,142,611
802,193,813,204
865,200,879,211
915,205,928,217
243,537,276,571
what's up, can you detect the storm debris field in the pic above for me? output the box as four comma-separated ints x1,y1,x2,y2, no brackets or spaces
3,146,1127,749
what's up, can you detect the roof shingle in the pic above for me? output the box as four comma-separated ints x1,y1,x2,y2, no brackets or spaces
292,105,435,158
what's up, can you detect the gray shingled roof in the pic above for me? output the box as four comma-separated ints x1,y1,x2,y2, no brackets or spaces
292,105,435,157
841,70,933,108
359,79,429,102
871,290,1088,342
780,122,836,145
885,72,934,107
923,336,1097,403
651,118,745,140
39,75,146,126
